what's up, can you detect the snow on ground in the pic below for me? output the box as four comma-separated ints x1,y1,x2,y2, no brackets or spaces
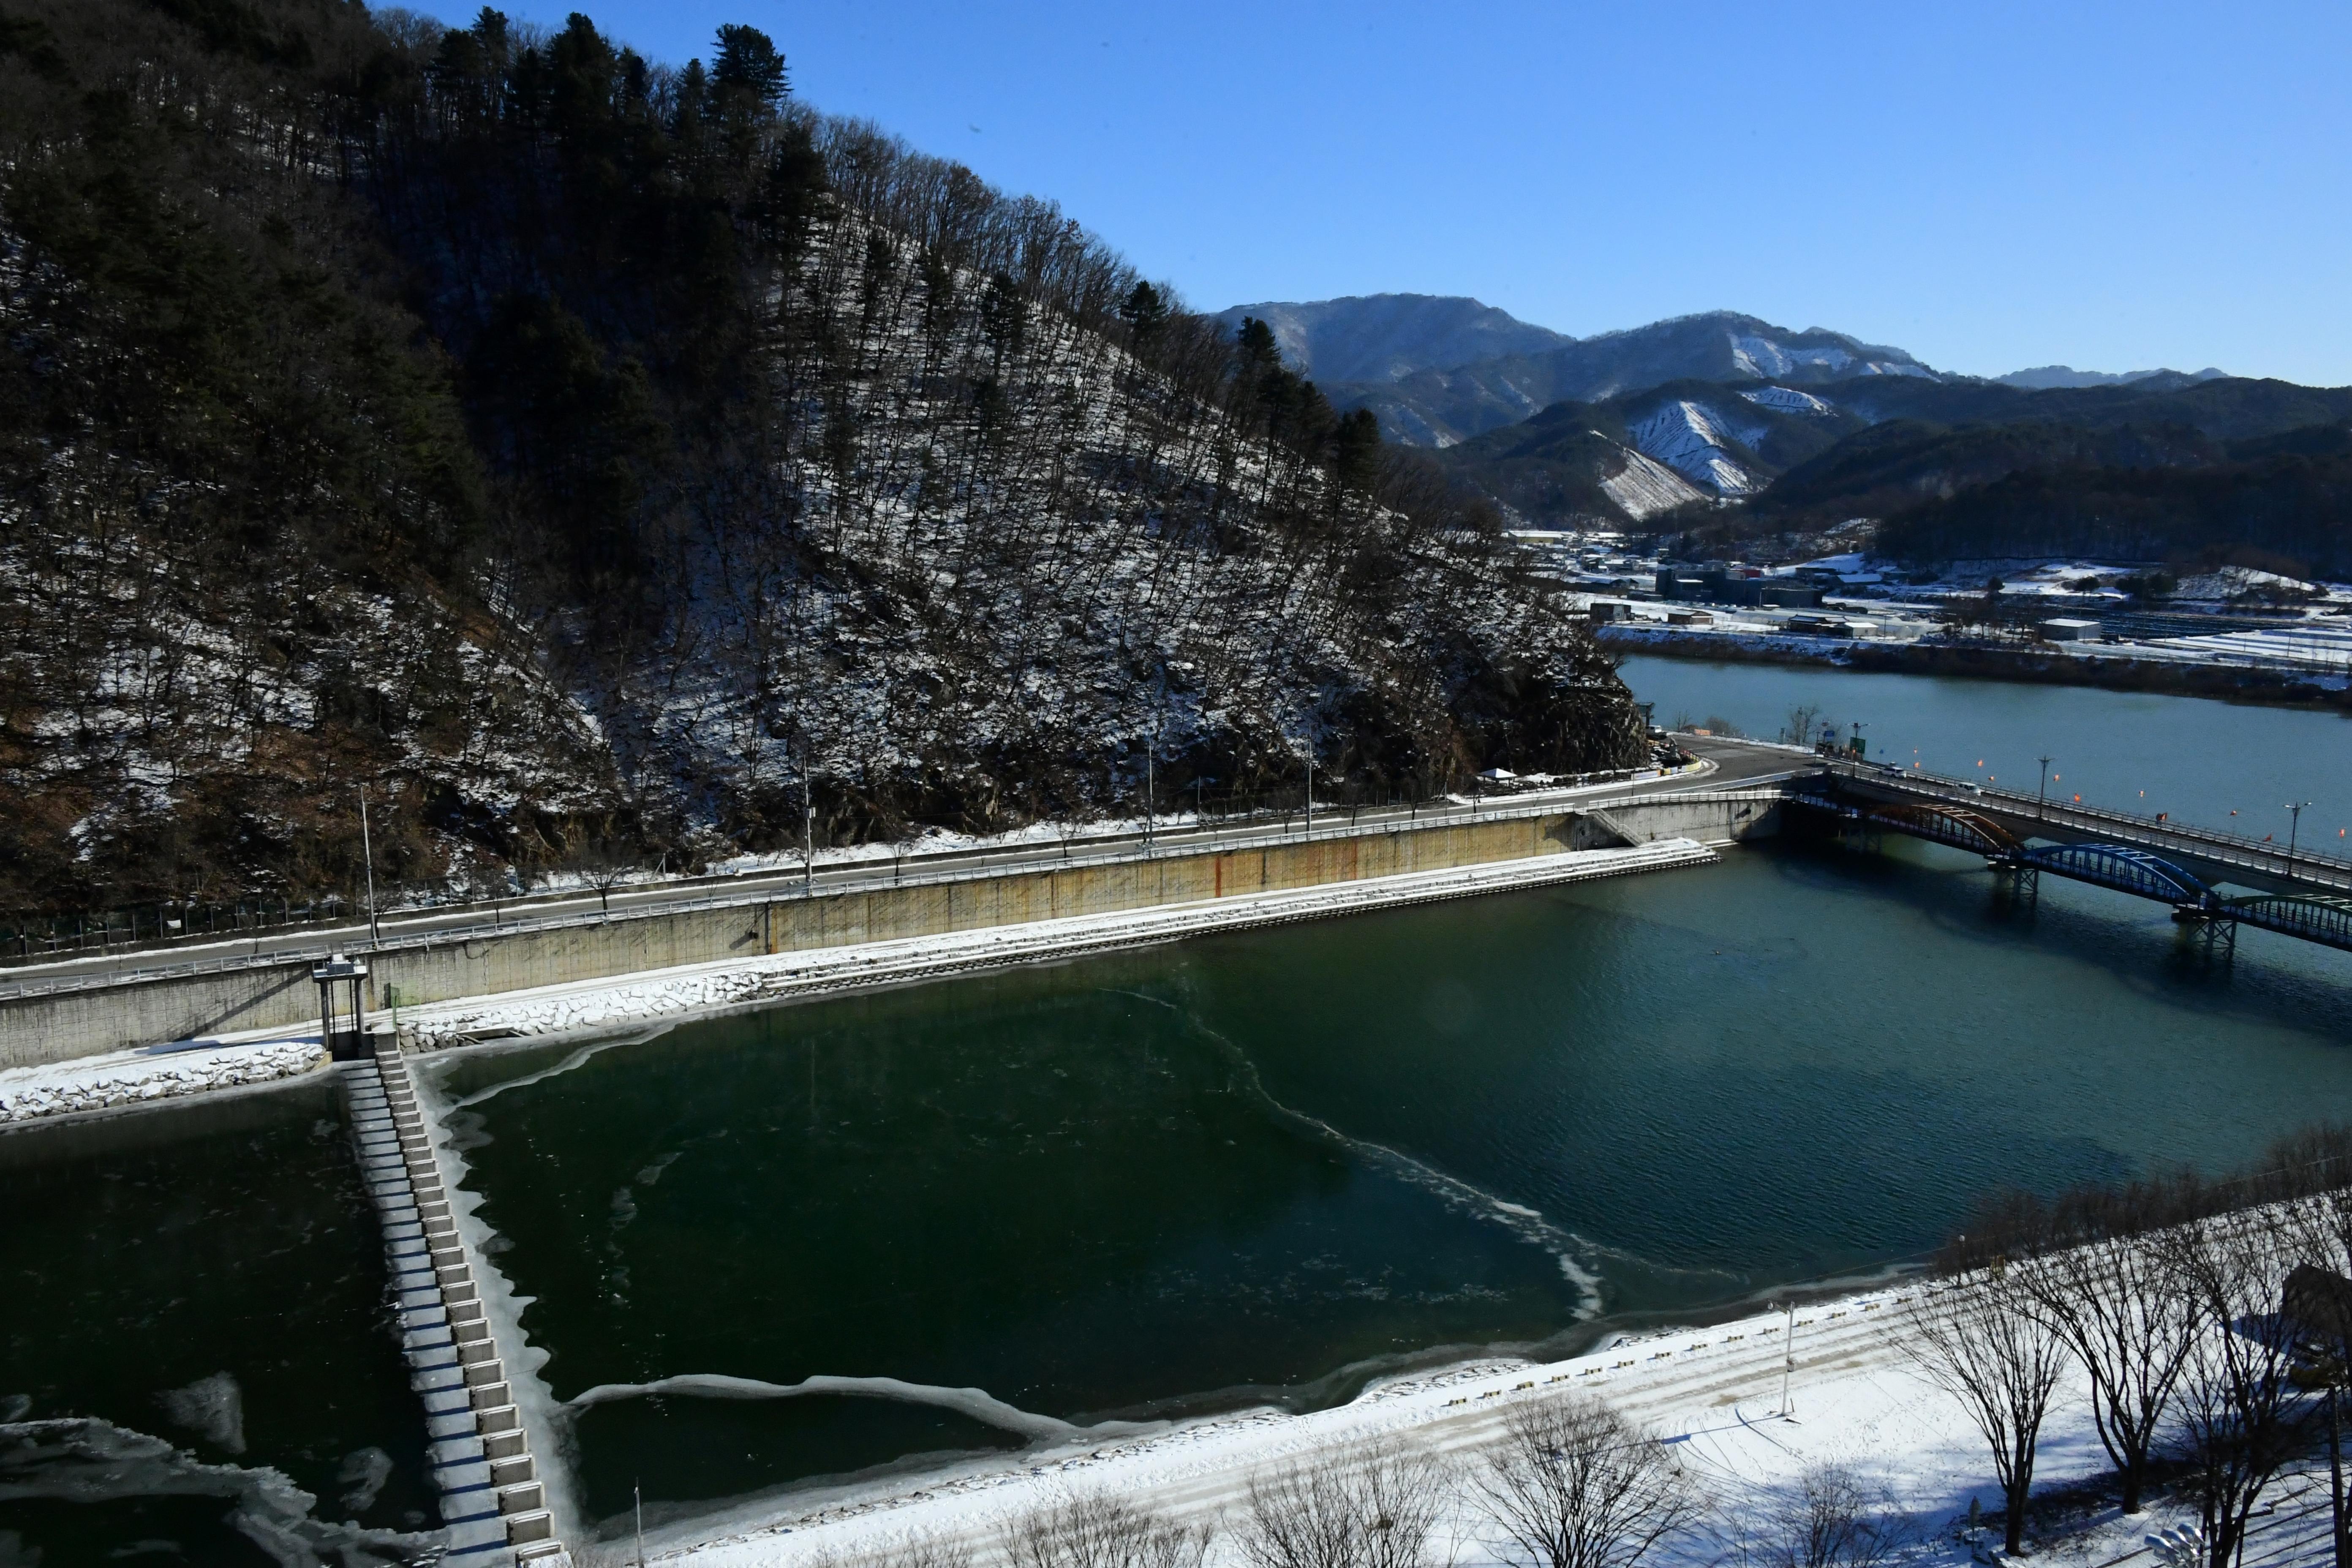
702,815,1188,880
1599,441,1708,520
1739,385,1837,417
0,1035,326,1123
642,1282,2266,1568
394,842,1716,1048
2134,623,2352,674
1629,402,1766,496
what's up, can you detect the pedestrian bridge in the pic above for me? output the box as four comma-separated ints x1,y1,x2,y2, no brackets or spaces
1787,776,2352,957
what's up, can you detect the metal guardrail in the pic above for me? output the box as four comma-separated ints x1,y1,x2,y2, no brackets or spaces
0,769,1746,1004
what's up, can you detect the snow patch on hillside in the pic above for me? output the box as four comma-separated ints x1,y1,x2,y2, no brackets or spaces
1629,402,1764,496
1739,385,1835,417
1731,335,1848,378
1597,441,1707,519
1730,334,1933,381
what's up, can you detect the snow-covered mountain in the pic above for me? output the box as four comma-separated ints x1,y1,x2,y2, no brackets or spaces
1437,379,1868,526
1628,401,1771,496
1995,365,2231,390
1227,302,1942,447
1209,295,1573,385
1597,445,1708,519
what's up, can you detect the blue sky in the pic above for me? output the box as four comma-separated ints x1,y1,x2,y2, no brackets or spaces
401,0,2351,384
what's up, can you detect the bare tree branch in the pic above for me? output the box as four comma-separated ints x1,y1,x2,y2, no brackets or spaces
1737,1462,1905,1568
1240,1442,1455,1568
2163,1211,2312,1568
1472,1394,1697,1568
2008,1178,2207,1514
1906,1269,2072,1554
1002,1492,1211,1568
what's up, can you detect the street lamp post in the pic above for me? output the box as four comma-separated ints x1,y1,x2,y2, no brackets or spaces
801,749,815,894
357,786,381,946
2039,755,2055,821
2288,801,2314,877
1778,1300,1797,1418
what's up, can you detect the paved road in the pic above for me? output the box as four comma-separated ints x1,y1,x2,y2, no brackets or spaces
3,738,1805,996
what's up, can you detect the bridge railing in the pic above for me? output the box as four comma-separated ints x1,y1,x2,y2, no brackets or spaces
1818,762,2352,889
2228,895,2352,953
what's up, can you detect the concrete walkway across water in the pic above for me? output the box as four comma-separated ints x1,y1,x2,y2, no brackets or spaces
344,1040,568,1565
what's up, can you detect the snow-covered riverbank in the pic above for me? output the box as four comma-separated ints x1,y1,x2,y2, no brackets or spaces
641,1281,2316,1568
0,1036,326,1125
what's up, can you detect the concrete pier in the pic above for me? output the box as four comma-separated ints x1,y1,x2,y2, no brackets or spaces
345,1036,567,1565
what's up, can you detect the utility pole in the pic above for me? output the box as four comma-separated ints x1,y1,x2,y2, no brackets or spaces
1304,755,1313,838
1145,738,1155,854
357,786,381,946
636,1480,646,1567
2288,801,2314,877
2038,755,2054,821
803,772,815,893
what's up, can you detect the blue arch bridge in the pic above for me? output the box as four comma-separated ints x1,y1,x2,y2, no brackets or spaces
1788,786,2352,959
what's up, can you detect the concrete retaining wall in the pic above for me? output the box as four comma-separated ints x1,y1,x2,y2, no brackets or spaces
1572,792,1785,850
4,797,1778,1069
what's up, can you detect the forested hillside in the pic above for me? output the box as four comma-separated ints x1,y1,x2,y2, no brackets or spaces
0,0,1647,918
1871,424,2352,574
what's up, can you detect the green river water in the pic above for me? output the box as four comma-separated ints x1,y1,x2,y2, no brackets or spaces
8,659,2352,1555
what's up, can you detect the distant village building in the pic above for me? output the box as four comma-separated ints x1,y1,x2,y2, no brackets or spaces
1785,614,1855,638
1654,566,1825,609
2041,617,2102,642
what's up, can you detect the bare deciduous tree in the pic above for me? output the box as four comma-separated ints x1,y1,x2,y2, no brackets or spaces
1240,1442,1454,1568
1906,1271,2072,1555
563,832,638,918
2009,1179,2206,1515
1003,1492,1211,1568
1473,1395,1696,1568
2257,1123,2352,1272
1740,1462,1903,1568
2163,1212,2311,1568
817,1531,974,1568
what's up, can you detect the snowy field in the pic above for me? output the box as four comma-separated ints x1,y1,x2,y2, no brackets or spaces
631,1282,2322,1568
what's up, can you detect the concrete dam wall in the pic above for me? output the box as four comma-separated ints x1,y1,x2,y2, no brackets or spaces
3,793,1781,1069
